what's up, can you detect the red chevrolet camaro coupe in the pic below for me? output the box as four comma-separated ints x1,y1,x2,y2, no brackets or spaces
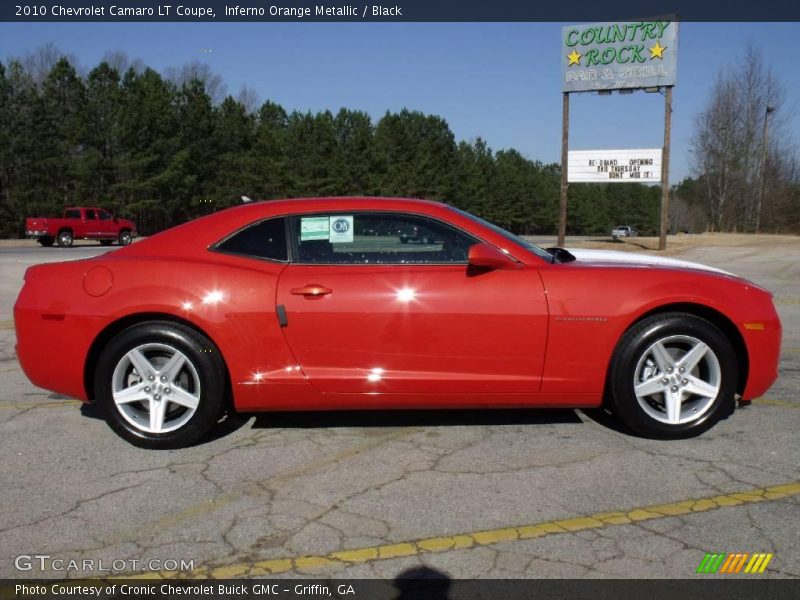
14,198,781,448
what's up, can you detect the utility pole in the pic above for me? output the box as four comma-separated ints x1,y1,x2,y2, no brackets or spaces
756,105,775,233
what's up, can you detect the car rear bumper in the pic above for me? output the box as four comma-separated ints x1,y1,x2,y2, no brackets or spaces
14,308,100,402
25,230,48,238
15,265,105,402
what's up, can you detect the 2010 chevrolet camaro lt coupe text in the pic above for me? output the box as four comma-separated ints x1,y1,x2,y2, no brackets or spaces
14,198,782,448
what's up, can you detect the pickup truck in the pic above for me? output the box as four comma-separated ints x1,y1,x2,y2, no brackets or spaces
611,225,639,240
25,207,137,247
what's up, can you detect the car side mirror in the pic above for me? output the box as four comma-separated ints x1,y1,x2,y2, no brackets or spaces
545,247,576,263
467,243,520,271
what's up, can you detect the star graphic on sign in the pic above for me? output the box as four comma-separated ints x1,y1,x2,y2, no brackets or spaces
649,42,667,59
567,49,582,66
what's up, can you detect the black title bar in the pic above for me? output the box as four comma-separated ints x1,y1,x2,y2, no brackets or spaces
3,1,800,22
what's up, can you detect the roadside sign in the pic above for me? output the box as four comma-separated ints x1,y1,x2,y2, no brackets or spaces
562,21,678,92
568,148,662,183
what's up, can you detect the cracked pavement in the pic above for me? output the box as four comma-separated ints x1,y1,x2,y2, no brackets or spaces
0,237,798,580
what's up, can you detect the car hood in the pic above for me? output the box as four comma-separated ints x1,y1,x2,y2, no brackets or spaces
566,248,734,276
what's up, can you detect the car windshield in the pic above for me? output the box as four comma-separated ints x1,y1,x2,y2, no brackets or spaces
450,207,553,262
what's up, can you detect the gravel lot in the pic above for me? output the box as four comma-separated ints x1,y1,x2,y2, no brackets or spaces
0,234,798,580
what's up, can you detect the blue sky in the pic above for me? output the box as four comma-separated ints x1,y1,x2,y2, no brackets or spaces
1,22,798,182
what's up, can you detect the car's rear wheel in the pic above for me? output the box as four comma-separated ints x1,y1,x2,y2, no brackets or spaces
57,230,73,247
118,230,132,246
608,313,737,439
94,321,226,449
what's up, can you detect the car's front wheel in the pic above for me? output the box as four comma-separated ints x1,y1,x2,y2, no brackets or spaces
608,313,737,439
94,321,227,449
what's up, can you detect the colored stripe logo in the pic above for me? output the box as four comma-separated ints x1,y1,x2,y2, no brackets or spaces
697,553,773,574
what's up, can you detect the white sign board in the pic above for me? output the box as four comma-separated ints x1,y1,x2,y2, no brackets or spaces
300,216,330,241
568,148,662,183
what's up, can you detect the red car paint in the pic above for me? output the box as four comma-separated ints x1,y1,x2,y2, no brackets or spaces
14,198,781,414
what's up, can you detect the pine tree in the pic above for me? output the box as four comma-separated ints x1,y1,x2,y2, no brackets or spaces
41,57,87,209
253,100,288,199
214,95,258,208
84,62,122,209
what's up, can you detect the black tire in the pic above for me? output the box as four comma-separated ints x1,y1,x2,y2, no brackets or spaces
100,240,113,246
118,230,132,246
94,321,227,449
38,236,54,247
608,312,737,439
57,230,73,247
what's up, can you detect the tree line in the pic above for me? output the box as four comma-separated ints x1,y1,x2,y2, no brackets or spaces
0,50,662,238
673,45,800,234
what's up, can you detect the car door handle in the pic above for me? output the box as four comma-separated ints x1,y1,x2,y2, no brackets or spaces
291,284,332,297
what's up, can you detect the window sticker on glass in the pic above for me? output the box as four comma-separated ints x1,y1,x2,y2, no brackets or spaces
300,216,330,241
329,216,354,243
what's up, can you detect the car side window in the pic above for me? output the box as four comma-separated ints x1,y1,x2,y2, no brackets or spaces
215,217,288,262
65,209,80,219
85,209,96,220
293,213,477,265
99,211,112,220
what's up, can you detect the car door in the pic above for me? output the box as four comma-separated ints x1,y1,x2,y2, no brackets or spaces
275,211,548,396
96,210,118,237
82,209,99,238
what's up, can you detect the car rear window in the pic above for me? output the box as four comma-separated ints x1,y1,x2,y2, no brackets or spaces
215,217,288,262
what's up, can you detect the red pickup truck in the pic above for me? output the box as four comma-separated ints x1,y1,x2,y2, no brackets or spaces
25,207,137,247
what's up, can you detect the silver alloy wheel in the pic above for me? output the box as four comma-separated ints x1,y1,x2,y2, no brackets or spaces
111,343,201,434
119,231,132,245
633,334,721,425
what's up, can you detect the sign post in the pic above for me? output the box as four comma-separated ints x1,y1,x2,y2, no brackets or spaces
559,20,678,249
659,86,672,250
558,92,569,247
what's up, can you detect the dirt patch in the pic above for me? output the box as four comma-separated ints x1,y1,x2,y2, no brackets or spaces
561,233,800,257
